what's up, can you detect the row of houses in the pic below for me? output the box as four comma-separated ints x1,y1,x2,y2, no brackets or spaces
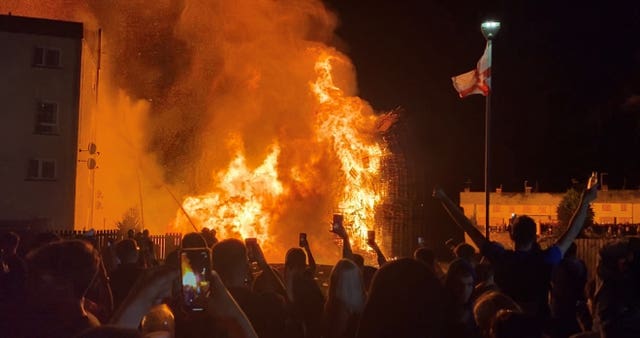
460,189,640,227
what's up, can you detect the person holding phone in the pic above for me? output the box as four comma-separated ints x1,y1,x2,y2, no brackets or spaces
109,265,258,338
366,230,387,267
211,238,287,338
330,214,354,260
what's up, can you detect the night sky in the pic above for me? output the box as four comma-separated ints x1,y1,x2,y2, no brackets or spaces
325,0,640,246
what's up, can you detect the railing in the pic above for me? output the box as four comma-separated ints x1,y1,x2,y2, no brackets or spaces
50,229,184,261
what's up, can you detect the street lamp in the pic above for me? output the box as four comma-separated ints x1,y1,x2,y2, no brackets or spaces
480,20,500,239
481,21,501,40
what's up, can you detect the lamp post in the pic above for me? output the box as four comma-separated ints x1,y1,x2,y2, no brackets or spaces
480,20,500,239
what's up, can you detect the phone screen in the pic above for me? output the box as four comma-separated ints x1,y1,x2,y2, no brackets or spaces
180,249,211,311
367,230,375,243
299,233,307,247
332,213,343,231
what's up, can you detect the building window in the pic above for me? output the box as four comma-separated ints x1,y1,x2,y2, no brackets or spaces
35,101,59,134
33,47,61,68
602,204,612,212
27,159,56,180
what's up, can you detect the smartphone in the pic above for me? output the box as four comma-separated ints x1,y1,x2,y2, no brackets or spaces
417,237,425,246
332,213,344,231
367,230,375,243
180,248,211,312
245,238,257,262
299,233,307,247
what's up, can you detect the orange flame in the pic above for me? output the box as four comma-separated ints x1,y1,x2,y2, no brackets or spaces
310,49,384,249
175,144,283,244
175,48,385,255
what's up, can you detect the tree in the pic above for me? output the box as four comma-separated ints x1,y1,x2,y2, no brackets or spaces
116,207,142,234
556,187,594,235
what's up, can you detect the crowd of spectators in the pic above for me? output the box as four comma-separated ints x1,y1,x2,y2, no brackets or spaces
1,174,639,337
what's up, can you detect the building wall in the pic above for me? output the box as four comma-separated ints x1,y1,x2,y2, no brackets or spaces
460,190,640,227
0,16,82,230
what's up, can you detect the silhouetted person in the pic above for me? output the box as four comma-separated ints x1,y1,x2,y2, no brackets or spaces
357,258,447,338
550,242,587,338
17,240,102,338
473,291,521,338
109,239,146,310
592,240,640,338
434,177,597,327
0,231,26,304
414,247,445,280
490,310,543,338
445,258,480,338
201,227,218,248
284,246,324,338
324,259,365,338
212,239,286,338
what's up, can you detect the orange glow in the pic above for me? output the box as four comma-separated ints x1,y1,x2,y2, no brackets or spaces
310,49,384,249
174,48,385,254
4,1,396,263
175,144,283,244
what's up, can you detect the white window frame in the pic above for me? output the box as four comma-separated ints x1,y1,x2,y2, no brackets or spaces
26,158,57,181
35,101,59,135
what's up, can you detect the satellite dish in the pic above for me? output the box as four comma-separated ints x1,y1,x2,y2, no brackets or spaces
87,158,97,170
88,143,97,154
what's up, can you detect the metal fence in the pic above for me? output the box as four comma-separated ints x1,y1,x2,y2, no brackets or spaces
51,229,183,261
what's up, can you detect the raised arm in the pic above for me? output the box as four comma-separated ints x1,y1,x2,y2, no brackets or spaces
252,241,287,297
332,225,354,260
302,238,317,273
433,187,488,249
367,240,387,267
555,174,599,255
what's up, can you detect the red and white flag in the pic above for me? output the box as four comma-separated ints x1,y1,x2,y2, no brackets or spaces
451,43,491,98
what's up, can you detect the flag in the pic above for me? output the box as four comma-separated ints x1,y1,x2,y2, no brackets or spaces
451,42,491,98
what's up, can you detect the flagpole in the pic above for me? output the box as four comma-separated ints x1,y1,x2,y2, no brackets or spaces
481,21,500,240
484,41,491,240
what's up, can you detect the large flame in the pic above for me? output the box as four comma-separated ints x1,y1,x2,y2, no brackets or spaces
176,144,283,243
3,1,394,263
311,49,384,248
175,48,386,255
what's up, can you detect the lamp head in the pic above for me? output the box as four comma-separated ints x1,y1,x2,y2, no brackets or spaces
481,20,501,40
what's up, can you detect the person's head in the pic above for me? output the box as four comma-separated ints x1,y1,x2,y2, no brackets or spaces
30,231,61,252
445,258,475,305
510,216,537,250
454,243,476,263
327,259,366,313
284,248,306,276
0,231,20,254
414,247,435,267
142,229,149,237
358,258,447,338
127,229,135,238
115,239,139,264
490,309,542,338
201,228,216,248
352,254,365,269
26,240,100,302
475,262,495,285
182,232,207,249
473,291,521,337
597,239,631,280
211,238,248,287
